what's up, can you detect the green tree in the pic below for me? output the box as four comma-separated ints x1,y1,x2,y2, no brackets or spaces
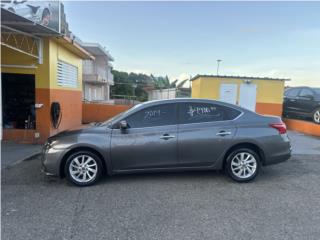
111,70,189,102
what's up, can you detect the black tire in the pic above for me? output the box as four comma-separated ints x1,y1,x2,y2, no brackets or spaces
312,108,320,124
225,148,261,183
64,151,103,186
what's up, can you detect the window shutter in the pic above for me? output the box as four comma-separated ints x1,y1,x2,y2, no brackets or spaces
57,60,78,88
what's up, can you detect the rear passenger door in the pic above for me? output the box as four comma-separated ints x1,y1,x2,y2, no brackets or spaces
177,102,240,167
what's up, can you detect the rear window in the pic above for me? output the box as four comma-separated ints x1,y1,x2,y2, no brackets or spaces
178,102,241,124
299,88,314,97
286,88,300,97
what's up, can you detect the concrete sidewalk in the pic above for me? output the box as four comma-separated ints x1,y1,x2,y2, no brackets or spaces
1,142,42,169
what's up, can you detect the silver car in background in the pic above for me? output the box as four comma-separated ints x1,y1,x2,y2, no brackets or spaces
42,99,291,186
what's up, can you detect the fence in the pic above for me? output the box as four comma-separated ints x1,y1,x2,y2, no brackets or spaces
283,118,320,137
82,102,132,124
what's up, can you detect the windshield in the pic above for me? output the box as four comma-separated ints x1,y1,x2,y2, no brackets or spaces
99,103,143,127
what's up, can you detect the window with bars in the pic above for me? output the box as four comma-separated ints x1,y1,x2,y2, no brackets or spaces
57,60,78,88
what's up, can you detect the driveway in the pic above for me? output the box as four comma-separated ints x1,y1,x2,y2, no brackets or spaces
2,153,320,240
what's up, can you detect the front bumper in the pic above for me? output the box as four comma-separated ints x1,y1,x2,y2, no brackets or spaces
41,144,67,177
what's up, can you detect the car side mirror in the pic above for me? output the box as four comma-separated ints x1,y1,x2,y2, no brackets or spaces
119,120,128,130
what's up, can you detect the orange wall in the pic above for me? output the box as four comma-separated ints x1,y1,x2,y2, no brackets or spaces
3,129,38,144
83,103,132,124
283,118,320,137
256,103,283,116
36,88,83,141
49,89,82,137
3,88,82,143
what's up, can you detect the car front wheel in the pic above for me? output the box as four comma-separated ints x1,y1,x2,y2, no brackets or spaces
313,108,320,124
64,151,103,186
225,148,261,182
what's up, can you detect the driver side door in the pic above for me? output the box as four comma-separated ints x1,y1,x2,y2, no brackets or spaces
110,103,178,172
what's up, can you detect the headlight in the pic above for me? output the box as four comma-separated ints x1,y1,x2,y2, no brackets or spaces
44,140,56,150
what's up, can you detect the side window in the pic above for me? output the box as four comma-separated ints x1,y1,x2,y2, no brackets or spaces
286,88,300,97
299,88,314,97
179,102,241,124
125,104,177,128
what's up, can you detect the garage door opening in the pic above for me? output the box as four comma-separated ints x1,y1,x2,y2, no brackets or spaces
2,73,36,129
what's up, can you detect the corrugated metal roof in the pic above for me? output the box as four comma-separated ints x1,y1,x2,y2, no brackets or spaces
190,74,290,82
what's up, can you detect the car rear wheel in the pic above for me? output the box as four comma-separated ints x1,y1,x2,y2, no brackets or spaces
313,108,320,124
225,148,261,182
64,151,103,186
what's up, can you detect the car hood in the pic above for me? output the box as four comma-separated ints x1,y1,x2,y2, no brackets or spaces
49,124,109,139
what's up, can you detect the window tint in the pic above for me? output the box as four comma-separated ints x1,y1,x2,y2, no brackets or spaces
314,88,320,95
125,104,177,128
286,88,300,97
179,102,241,124
299,88,314,97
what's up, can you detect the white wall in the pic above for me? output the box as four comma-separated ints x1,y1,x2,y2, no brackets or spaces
148,88,177,101
84,84,110,102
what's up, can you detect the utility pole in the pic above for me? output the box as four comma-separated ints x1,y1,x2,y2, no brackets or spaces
217,59,222,76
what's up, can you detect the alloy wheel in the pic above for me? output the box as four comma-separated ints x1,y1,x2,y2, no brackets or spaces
69,154,98,183
314,110,320,124
230,152,257,179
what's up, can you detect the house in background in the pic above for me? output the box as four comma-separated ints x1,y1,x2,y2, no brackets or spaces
191,75,289,116
79,42,114,102
147,87,191,101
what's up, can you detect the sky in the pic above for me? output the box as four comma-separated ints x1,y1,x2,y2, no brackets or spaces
64,1,320,87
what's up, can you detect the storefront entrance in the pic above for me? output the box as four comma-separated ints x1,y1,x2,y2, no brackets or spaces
2,73,36,130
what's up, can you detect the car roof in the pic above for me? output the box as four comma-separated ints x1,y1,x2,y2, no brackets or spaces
132,98,249,113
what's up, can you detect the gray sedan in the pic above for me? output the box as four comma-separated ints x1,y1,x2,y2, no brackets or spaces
42,99,291,186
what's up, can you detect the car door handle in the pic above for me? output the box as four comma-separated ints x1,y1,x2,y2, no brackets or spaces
160,134,175,140
216,131,232,137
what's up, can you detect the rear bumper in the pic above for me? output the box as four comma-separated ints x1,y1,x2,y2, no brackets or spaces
264,146,292,166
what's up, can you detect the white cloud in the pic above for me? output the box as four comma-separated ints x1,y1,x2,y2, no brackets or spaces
226,64,320,87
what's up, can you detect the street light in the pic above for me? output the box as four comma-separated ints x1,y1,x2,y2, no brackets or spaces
217,59,222,76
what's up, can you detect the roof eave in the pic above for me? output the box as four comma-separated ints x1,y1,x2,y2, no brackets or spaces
190,75,290,82
54,36,95,60
81,42,114,61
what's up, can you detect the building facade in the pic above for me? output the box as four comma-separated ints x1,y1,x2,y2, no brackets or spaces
1,9,93,143
191,75,289,116
80,42,114,102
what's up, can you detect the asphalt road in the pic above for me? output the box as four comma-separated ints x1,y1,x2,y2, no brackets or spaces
2,154,320,240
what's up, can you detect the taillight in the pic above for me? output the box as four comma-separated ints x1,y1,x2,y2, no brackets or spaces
270,122,287,134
